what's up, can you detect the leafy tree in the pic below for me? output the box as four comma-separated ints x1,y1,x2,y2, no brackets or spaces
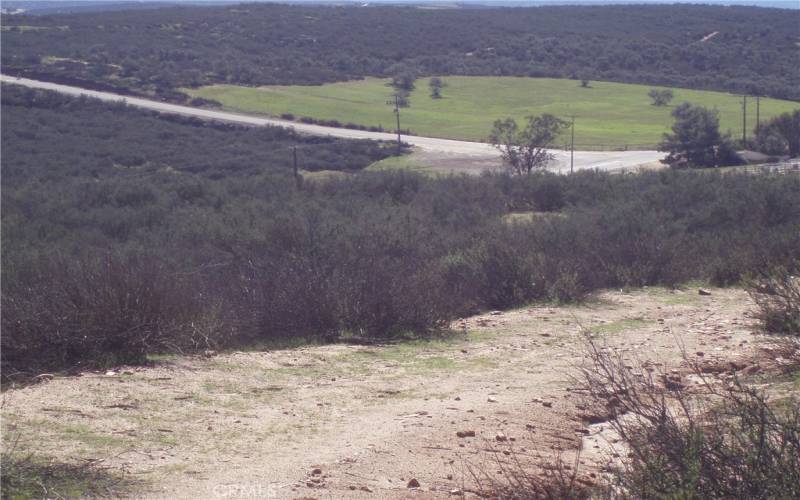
659,103,738,168
580,78,590,88
489,114,569,175
648,88,674,106
389,63,417,92
756,110,800,157
429,77,445,98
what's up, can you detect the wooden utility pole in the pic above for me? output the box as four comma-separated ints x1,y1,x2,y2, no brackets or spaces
394,94,402,152
755,95,761,136
570,116,575,174
742,95,747,145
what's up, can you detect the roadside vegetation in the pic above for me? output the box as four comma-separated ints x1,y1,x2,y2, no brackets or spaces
3,4,798,101
185,77,799,147
3,86,800,381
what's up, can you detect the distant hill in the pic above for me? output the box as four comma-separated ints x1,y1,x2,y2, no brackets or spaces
2,3,798,100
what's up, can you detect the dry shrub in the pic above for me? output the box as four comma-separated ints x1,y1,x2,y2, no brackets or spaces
748,267,800,336
577,338,800,499
1,253,229,380
467,449,595,500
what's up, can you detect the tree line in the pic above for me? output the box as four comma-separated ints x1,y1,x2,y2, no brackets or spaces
2,4,798,101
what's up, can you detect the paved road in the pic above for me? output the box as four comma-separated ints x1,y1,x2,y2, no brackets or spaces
1,75,665,172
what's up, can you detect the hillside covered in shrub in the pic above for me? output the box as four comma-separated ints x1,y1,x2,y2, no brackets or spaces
2,87,800,379
2,3,798,100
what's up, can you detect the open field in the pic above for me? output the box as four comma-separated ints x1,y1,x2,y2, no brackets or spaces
2,286,783,498
186,77,800,148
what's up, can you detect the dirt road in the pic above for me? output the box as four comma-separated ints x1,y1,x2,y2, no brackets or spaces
0,75,665,173
2,286,765,498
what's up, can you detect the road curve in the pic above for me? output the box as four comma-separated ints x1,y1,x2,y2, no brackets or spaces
1,75,665,171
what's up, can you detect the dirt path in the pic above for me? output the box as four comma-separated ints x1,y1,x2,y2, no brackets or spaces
2,286,764,498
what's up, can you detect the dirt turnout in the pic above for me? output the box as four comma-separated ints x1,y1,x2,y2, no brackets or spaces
2,286,766,498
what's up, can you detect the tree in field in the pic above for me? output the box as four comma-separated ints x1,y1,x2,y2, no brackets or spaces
649,88,674,106
389,63,417,92
659,103,738,168
489,114,569,175
580,78,590,88
429,77,446,98
756,110,800,157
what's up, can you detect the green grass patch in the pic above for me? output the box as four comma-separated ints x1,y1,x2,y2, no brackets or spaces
186,76,800,148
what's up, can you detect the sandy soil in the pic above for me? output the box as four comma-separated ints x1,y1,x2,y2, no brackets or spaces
1,286,768,499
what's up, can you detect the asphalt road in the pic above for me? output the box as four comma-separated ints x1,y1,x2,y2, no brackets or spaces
1,75,665,172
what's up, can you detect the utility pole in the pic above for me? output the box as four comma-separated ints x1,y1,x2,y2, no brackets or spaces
394,94,402,152
755,95,761,136
570,116,575,174
742,95,747,145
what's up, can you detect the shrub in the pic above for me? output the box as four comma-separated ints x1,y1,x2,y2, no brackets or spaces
1,253,228,378
578,338,800,499
748,267,800,335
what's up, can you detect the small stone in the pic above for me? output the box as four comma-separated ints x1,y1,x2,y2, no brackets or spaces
454,396,461,401
360,486,373,492
349,485,357,490
487,396,498,403
490,311,502,316
311,468,322,476
456,430,476,438
698,288,712,296
450,489,462,496
495,432,508,442
407,478,420,488
542,401,553,408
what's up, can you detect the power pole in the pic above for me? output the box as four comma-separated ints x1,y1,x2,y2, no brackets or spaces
755,95,761,136
570,116,575,174
394,94,402,152
742,95,747,145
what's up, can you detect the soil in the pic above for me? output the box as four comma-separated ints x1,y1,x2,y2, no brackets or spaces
1,286,773,499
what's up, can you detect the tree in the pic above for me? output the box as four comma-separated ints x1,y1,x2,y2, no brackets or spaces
489,114,569,175
756,110,800,157
389,63,417,92
649,88,674,106
429,77,446,98
659,103,738,168
580,78,590,88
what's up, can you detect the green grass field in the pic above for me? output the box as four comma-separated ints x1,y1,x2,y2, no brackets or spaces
186,77,800,148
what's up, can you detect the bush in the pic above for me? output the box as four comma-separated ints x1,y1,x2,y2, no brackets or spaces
578,338,800,499
748,267,800,335
1,254,228,378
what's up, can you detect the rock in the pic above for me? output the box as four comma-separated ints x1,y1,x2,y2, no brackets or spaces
487,396,498,403
490,311,502,316
495,432,508,442
349,485,357,490
456,430,476,438
360,486,373,493
450,489,463,495
311,468,322,476
542,401,553,408
454,396,461,401
698,288,712,296
407,478,420,488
